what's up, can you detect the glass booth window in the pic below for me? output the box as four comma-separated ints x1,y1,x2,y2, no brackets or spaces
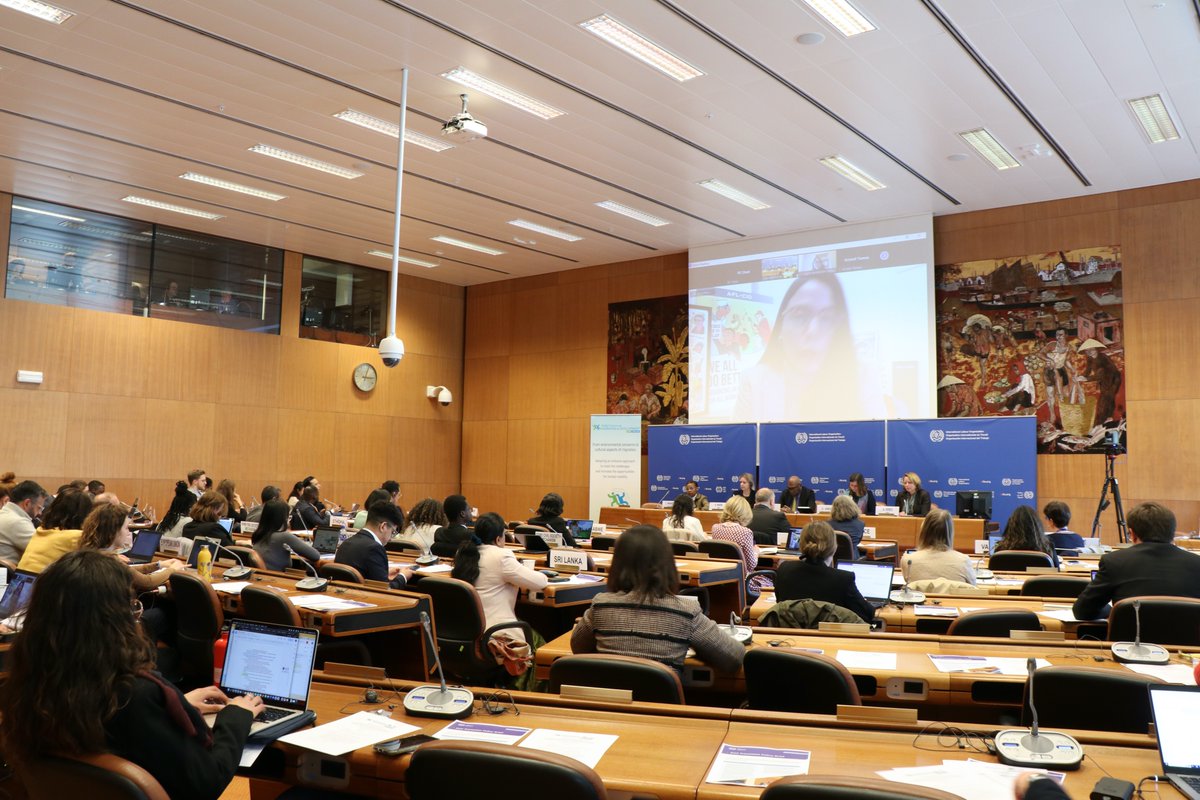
299,256,386,347
6,198,152,315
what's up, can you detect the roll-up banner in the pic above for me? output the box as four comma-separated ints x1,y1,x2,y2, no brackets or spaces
648,424,758,507
758,421,887,506
588,414,643,520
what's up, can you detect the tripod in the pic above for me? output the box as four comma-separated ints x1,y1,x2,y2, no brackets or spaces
1091,451,1127,543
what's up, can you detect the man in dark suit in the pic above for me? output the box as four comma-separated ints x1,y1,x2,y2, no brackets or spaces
1073,501,1200,620
749,488,791,546
779,475,816,513
334,501,413,589
433,494,474,555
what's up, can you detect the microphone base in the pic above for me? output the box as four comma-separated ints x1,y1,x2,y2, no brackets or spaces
295,577,329,592
994,729,1083,770
975,568,994,580
222,566,252,580
414,554,439,566
402,684,474,719
1111,641,1170,665
889,589,926,605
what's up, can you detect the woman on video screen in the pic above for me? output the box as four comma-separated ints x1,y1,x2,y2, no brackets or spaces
734,273,885,421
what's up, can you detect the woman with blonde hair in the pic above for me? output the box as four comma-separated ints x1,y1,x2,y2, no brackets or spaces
901,509,975,585
897,471,931,517
829,494,865,549
710,495,761,585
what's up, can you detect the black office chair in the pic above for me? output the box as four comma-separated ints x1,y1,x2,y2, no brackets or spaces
407,740,607,800
1024,666,1164,733
240,586,372,668
223,544,265,570
386,539,424,555
19,753,169,800
548,654,685,704
430,540,460,558
678,587,711,615
988,550,1054,571
744,648,861,714
417,576,535,685
318,562,365,584
834,531,857,563
590,535,619,551
671,540,699,555
1020,576,1090,598
762,775,964,800
945,609,1042,637
1106,596,1200,646
699,539,743,561
167,572,224,690
514,524,552,553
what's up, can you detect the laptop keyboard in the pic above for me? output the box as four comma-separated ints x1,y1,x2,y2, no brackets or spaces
258,706,293,722
1180,776,1200,790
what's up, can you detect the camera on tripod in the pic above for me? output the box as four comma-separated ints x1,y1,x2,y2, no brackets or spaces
1104,428,1126,457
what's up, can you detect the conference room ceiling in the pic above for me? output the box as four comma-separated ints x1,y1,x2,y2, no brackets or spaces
0,0,1197,286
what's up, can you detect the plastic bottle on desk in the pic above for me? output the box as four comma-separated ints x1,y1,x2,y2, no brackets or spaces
196,545,212,582
213,626,229,686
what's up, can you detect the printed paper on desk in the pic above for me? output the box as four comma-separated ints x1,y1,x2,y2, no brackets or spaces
548,549,588,572
289,595,376,611
706,743,811,786
836,650,897,670
913,605,959,617
928,655,1051,675
1123,663,1197,685
415,564,453,574
211,581,251,594
518,729,617,769
435,720,531,745
878,760,1059,800
278,711,418,756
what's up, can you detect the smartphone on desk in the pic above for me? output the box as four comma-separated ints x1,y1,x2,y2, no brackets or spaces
373,733,437,757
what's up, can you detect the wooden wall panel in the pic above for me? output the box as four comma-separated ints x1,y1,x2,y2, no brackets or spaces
463,356,510,421
461,421,508,486
65,394,147,479
0,388,69,477
0,300,76,393
1120,199,1200,304
142,399,216,481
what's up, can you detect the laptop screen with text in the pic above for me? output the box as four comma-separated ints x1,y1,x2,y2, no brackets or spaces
219,620,318,711
836,561,895,601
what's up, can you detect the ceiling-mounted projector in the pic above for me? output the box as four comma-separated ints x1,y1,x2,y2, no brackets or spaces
442,93,487,140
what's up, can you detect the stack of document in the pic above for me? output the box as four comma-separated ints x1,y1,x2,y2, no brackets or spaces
879,760,1064,800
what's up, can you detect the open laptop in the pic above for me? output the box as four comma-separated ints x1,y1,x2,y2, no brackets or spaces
213,619,319,735
565,519,593,542
125,530,162,565
836,560,896,608
1148,684,1200,798
218,518,234,534
0,570,37,623
783,527,804,554
187,536,221,569
987,532,1003,555
312,527,342,555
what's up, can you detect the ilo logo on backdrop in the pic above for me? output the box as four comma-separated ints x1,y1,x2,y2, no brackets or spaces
794,432,809,445
947,477,958,486
679,434,690,446
929,429,945,443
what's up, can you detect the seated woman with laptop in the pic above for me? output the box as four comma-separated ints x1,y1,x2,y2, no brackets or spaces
571,525,744,674
902,510,976,586
78,503,186,594
774,521,875,624
0,549,264,800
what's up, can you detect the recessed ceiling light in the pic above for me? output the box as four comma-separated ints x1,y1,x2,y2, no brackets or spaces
697,179,771,210
507,219,583,242
579,14,704,82
121,196,224,220
366,250,439,268
333,109,455,152
595,200,670,227
946,153,969,162
248,144,364,178
819,156,886,191
957,129,1020,170
180,172,286,201
430,235,505,256
0,0,73,24
795,32,826,46
11,204,85,222
441,67,565,120
1127,94,1180,144
799,0,875,37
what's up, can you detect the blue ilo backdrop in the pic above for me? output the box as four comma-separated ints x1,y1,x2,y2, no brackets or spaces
758,422,887,506
648,424,757,504
886,417,1037,529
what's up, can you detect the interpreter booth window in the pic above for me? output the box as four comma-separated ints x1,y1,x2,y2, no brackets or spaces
299,256,386,347
150,226,283,334
5,197,152,315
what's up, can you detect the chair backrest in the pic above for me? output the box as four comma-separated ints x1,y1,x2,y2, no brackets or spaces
318,562,365,584
407,740,607,800
240,585,303,627
1020,576,1090,598
0,557,18,576
430,540,460,558
590,535,619,551
1025,666,1164,733
641,502,662,509
21,753,169,800
945,609,1042,637
833,531,856,563
1107,596,1200,646
988,550,1054,571
762,775,965,800
744,648,861,714
671,540,699,555
167,572,224,688
699,539,743,562
224,544,265,570
414,575,495,680
548,654,685,704
386,539,424,554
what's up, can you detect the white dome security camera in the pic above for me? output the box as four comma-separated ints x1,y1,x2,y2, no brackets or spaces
379,335,405,367
425,385,452,406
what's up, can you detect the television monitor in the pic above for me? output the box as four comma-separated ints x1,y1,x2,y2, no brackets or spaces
955,490,993,520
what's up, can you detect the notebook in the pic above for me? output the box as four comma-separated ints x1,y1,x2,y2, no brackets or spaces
565,519,594,541
125,531,162,565
836,560,896,608
312,527,342,555
1148,684,1200,799
187,537,221,569
0,570,37,622
783,527,804,553
214,619,319,735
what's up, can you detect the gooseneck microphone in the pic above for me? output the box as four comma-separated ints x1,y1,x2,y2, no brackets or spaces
215,543,252,580
1111,598,1170,664
995,657,1083,769
403,611,474,719
284,544,328,592
889,557,925,604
